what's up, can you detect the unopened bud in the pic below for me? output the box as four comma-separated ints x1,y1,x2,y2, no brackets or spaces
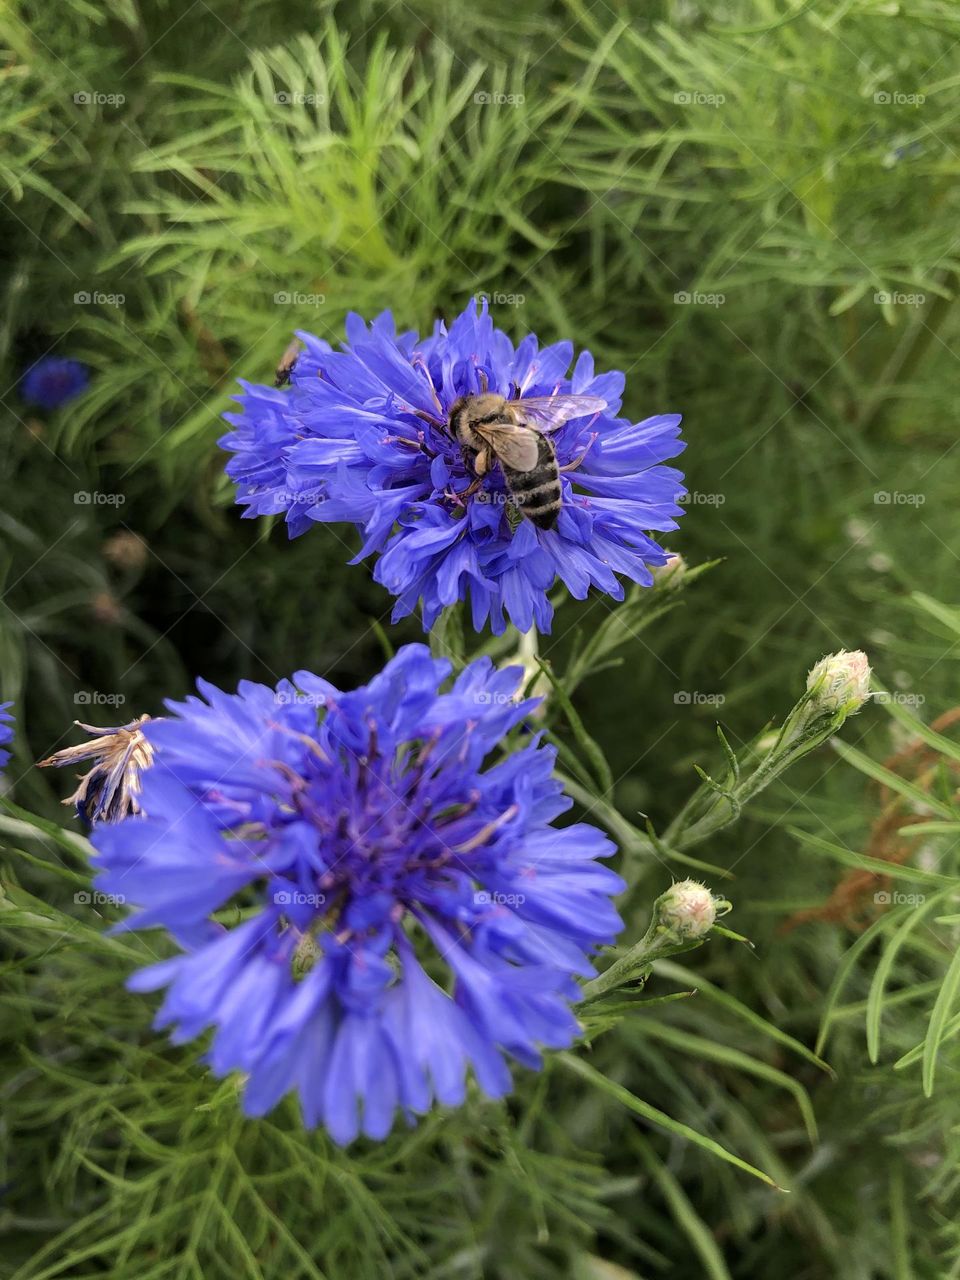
91,590,123,626
103,530,148,572
652,551,687,590
805,649,871,716
660,879,718,939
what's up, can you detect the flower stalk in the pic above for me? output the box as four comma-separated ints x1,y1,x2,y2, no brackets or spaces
662,650,872,853
582,880,730,1003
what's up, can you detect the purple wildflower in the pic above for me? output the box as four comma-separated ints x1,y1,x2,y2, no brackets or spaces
91,645,624,1143
220,300,685,634
20,356,89,410
0,703,14,773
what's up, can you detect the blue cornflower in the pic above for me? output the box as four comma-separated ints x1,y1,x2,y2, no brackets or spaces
92,645,624,1143
0,703,14,772
220,300,685,634
20,356,89,410
38,717,155,823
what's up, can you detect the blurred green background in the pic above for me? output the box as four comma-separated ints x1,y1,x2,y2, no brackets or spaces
2,1,960,1276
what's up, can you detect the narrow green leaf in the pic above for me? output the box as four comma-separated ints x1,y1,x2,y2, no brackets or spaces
896,821,960,837
789,827,956,887
889,1164,912,1280
537,658,614,796
894,1008,960,1072
653,959,833,1076
912,592,960,641
866,893,943,1063
560,1054,785,1190
922,939,960,1095
633,1136,733,1280
636,1020,818,1145
817,913,893,1055
873,694,960,767
830,739,956,820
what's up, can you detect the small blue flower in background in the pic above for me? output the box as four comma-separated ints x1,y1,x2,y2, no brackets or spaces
221,299,685,634
92,644,624,1143
20,356,89,410
0,703,15,773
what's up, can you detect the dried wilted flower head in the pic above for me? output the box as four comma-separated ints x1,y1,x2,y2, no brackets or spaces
38,716,154,824
806,649,872,717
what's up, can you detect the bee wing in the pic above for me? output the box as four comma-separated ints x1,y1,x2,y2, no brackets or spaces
475,423,541,470
275,339,302,386
515,394,607,432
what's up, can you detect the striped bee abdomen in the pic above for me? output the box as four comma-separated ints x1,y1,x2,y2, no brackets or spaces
502,433,562,530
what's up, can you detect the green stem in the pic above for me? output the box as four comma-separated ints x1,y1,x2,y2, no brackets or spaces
857,287,954,435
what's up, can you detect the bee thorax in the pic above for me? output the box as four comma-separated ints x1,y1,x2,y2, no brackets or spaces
447,392,564,528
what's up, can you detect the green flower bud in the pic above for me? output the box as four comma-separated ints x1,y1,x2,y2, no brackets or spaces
805,649,871,717
659,879,718,939
652,551,687,590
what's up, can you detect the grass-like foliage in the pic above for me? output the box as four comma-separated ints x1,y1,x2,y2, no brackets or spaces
2,1,960,1276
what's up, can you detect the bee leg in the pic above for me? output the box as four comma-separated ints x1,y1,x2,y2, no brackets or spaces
473,447,491,478
558,432,599,473
477,367,489,394
445,475,484,509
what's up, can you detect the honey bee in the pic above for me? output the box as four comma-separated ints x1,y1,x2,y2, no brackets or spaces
447,385,606,529
274,339,302,388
